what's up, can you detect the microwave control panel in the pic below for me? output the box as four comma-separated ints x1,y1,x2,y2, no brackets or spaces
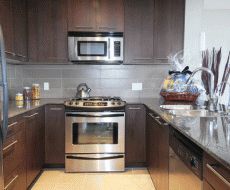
114,41,121,57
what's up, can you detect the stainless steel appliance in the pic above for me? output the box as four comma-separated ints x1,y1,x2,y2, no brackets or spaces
169,128,203,190
0,25,9,190
65,97,125,172
68,32,123,63
76,83,91,98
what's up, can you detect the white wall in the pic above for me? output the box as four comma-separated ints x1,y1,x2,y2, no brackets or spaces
184,0,230,103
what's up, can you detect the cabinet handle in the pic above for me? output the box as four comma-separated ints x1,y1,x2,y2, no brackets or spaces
74,26,93,29
8,122,18,128
16,54,26,58
148,113,168,126
148,112,159,119
133,58,152,61
24,112,39,118
148,112,157,119
155,58,168,60
206,164,230,187
4,175,19,190
128,107,141,110
155,118,164,126
50,107,63,111
5,51,16,56
99,26,116,30
3,140,18,151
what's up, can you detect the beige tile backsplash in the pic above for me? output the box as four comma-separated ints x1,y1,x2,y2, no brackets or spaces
7,64,170,100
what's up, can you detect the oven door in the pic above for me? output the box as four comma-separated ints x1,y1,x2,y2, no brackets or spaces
69,37,109,61
65,112,125,154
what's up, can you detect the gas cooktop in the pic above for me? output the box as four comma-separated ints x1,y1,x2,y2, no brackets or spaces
64,96,126,109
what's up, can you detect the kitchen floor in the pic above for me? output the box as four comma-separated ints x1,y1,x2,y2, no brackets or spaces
31,168,155,190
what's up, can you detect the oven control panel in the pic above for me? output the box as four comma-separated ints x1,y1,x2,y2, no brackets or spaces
64,100,126,108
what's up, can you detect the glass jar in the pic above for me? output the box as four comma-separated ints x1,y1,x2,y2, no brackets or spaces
15,93,23,101
32,84,40,100
23,87,32,101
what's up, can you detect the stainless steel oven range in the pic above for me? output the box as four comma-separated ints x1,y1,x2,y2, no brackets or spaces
64,97,126,172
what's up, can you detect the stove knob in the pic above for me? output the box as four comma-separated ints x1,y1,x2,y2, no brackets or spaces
117,101,121,105
75,101,79,105
111,101,115,105
69,101,73,105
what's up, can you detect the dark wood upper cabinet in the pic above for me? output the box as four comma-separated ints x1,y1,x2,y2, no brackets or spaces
68,0,96,31
45,105,65,165
97,0,124,32
68,0,124,32
0,0,14,57
124,0,185,64
28,0,68,63
125,104,146,166
124,0,154,64
12,0,27,61
0,0,27,61
154,0,185,62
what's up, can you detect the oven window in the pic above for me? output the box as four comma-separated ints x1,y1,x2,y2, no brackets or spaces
78,41,107,56
72,123,118,144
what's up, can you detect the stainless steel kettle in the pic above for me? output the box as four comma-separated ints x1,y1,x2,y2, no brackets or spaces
76,83,91,98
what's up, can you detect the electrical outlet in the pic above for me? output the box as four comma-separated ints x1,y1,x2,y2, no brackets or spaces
132,83,142,91
44,82,49,91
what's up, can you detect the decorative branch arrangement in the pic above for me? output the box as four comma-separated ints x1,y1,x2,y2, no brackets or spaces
201,48,230,96
220,52,230,95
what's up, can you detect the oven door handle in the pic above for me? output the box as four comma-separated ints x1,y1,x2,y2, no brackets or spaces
66,113,124,117
66,155,124,160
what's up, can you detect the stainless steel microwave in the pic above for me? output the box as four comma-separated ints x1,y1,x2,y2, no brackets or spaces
68,32,123,63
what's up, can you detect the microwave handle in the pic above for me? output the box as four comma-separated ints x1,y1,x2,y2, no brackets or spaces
108,38,111,59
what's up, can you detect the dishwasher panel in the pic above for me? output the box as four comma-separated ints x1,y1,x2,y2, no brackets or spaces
169,147,203,190
169,128,203,190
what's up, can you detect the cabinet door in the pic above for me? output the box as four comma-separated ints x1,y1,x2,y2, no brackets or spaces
147,111,169,190
12,0,27,61
157,117,169,190
125,104,146,166
146,112,158,186
204,153,230,190
0,0,14,58
28,0,68,63
45,105,65,165
4,162,27,190
68,0,96,31
3,118,26,190
97,0,124,32
124,0,154,64
25,108,44,187
203,180,215,190
154,0,185,63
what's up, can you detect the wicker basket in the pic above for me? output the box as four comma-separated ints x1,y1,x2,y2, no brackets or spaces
160,92,199,102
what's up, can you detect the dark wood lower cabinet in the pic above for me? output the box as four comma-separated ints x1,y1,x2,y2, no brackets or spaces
45,105,65,165
203,180,215,190
4,162,27,190
203,153,230,190
25,108,45,188
3,118,26,190
147,110,169,190
125,104,146,166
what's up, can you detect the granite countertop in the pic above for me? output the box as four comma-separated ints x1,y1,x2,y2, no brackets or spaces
6,98,66,118
4,98,230,170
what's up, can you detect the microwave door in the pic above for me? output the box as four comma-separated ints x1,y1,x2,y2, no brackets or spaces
75,37,109,61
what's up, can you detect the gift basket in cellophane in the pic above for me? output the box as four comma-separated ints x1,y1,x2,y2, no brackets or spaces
160,51,200,102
